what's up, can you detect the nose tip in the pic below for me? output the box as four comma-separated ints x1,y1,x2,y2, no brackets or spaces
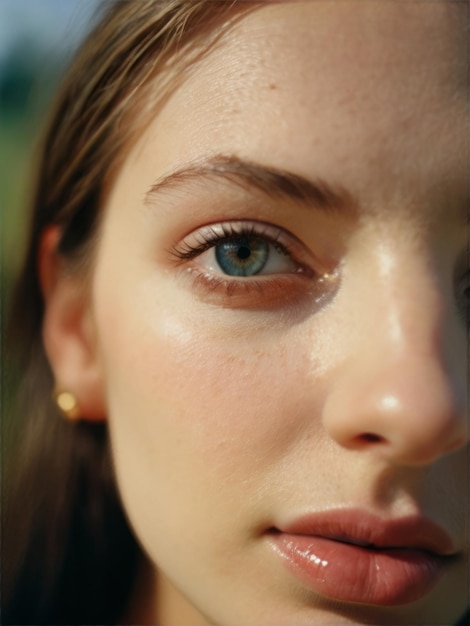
322,357,468,466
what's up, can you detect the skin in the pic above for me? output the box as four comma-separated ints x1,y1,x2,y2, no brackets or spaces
43,2,468,624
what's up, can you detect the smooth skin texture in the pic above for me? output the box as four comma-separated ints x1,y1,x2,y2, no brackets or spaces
43,2,469,624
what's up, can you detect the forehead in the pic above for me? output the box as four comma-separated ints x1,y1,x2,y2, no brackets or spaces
213,0,467,95
126,1,467,209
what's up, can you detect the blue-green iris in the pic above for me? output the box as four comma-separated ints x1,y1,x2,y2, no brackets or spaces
215,236,269,276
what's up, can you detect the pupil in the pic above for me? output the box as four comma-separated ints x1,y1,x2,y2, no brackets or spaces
237,246,251,260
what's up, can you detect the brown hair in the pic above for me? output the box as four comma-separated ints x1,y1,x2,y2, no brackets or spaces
2,2,257,624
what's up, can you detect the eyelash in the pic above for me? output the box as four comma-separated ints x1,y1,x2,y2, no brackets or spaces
172,222,291,258
170,222,324,303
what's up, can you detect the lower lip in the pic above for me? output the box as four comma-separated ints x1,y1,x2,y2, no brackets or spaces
270,533,446,606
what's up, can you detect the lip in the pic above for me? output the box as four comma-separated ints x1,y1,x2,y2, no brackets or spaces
268,509,457,606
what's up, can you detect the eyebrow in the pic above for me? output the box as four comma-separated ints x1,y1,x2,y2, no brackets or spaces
144,154,357,215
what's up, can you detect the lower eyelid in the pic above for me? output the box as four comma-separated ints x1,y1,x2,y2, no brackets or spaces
180,265,331,311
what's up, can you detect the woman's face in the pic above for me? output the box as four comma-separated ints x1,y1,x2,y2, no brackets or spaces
88,2,468,624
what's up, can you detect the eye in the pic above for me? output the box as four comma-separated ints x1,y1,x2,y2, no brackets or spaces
170,221,338,310
200,232,297,277
456,270,469,324
172,222,309,278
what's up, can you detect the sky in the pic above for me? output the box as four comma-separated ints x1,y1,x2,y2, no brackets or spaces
0,0,100,64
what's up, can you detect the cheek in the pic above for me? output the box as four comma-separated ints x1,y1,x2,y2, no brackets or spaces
97,292,323,479
92,267,327,535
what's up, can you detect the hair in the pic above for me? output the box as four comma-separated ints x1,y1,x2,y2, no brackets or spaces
3,3,469,626
2,2,258,624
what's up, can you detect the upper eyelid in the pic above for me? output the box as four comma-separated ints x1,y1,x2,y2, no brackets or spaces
171,221,305,260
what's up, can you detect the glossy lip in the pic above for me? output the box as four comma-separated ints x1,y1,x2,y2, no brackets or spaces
268,509,457,606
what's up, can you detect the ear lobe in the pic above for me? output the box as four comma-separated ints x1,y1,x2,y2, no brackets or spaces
40,227,106,422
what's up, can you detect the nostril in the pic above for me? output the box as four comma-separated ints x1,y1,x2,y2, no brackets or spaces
359,433,383,444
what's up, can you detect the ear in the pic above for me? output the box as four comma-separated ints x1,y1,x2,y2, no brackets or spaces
39,227,106,421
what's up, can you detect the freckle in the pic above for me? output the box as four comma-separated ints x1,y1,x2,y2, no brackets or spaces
268,83,277,90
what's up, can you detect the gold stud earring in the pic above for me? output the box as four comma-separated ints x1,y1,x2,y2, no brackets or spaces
53,388,81,421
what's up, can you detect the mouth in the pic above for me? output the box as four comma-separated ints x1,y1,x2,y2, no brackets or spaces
267,509,458,606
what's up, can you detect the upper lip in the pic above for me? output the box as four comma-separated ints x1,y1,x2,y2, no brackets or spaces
271,509,457,557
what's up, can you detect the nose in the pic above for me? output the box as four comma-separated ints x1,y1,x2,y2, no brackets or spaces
322,259,468,467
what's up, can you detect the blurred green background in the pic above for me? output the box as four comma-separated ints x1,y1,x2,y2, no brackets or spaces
1,0,99,304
